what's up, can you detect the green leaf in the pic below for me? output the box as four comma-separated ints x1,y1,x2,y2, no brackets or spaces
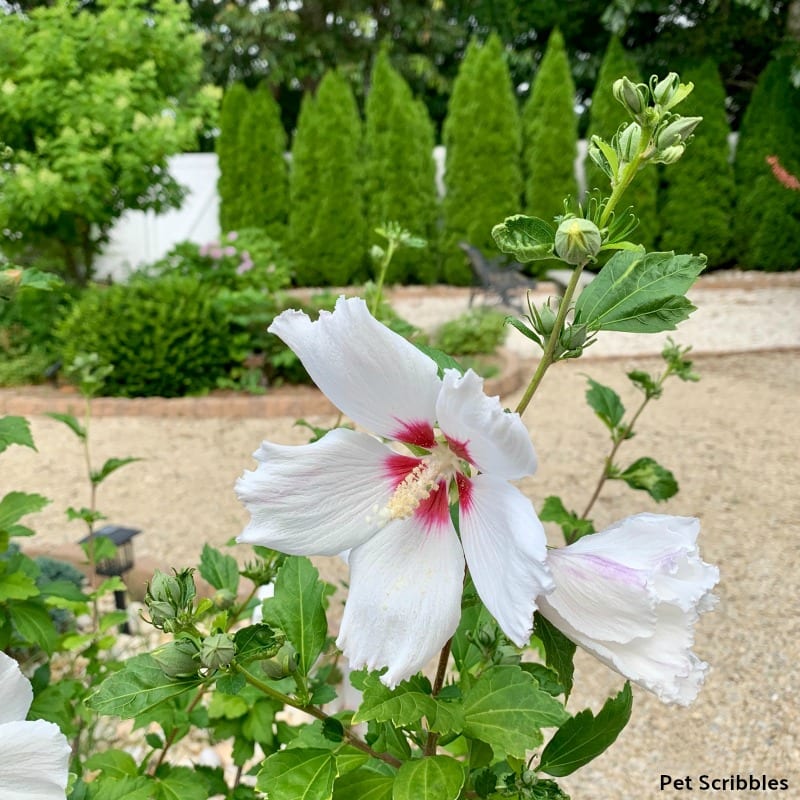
87,654,203,718
46,412,86,441
462,666,569,758
393,756,464,800
11,600,58,653
0,491,50,533
20,268,63,292
156,765,210,800
505,317,543,347
491,215,555,262
85,775,153,800
616,457,678,501
0,570,40,601
257,748,338,800
413,343,465,377
539,496,595,542
534,614,577,701
233,623,282,663
91,457,142,486
451,593,496,673
585,378,625,431
199,543,240,594
574,250,705,333
333,769,394,800
84,750,138,779
627,369,661,398
538,683,633,777
0,416,35,454
260,556,328,675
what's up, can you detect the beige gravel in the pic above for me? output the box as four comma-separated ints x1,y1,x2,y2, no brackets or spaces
3,273,800,798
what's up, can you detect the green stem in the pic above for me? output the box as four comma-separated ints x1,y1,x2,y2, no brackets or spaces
234,663,403,768
515,263,586,417
423,636,453,756
150,684,208,775
370,241,396,317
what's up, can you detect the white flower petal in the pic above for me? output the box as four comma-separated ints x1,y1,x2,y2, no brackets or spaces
236,428,395,555
269,296,441,443
459,475,552,646
0,719,71,799
336,514,465,688
537,514,719,706
0,652,32,723
435,369,536,479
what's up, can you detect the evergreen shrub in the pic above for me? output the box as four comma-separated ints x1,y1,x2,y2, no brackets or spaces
734,57,800,271
586,37,659,248
522,29,578,226
364,50,439,284
55,277,237,397
288,71,365,286
435,308,508,356
216,83,249,233
442,35,523,285
659,59,735,267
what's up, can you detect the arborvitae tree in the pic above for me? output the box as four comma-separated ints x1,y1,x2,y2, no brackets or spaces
522,28,578,223
364,50,439,284
217,83,249,233
236,82,289,239
288,71,365,286
734,57,800,271
442,35,523,285
586,37,659,249
659,59,735,267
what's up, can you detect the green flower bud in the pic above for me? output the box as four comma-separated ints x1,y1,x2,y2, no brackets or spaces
656,116,702,150
655,144,685,165
369,244,385,263
536,300,558,336
199,633,236,670
652,73,679,106
146,600,177,630
613,76,647,116
560,323,588,352
617,122,642,162
213,588,237,610
262,645,298,679
151,639,199,678
554,218,602,265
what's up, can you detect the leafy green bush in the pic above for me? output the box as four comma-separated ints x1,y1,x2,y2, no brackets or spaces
734,57,800,271
435,307,508,356
0,283,78,385
55,276,239,397
442,35,523,285
34,554,85,632
217,83,249,234
143,229,292,293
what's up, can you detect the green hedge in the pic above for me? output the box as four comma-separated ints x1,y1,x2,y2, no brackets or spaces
364,49,439,284
442,35,523,285
734,57,800,271
288,71,365,286
216,83,249,233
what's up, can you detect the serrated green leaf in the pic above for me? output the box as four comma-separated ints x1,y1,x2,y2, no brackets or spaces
333,768,394,800
462,666,569,758
534,614,577,701
11,600,58,653
85,775,153,800
0,570,40,601
585,378,625,431
156,765,210,800
538,496,594,542
538,683,633,777
91,456,142,486
87,654,203,718
0,416,35,454
574,250,705,333
0,491,50,532
199,543,240,594
393,756,464,800
46,412,86,441
84,750,138,779
260,557,328,675
616,457,678,501
20,268,63,292
257,748,337,800
491,215,555,262
451,594,496,674
233,623,282,663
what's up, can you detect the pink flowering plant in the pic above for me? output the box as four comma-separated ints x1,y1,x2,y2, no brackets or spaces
1,71,719,800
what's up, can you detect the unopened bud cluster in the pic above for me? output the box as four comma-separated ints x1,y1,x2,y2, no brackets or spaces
589,72,701,186
144,568,197,632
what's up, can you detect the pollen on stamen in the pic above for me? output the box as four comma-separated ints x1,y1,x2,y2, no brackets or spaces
384,462,436,521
